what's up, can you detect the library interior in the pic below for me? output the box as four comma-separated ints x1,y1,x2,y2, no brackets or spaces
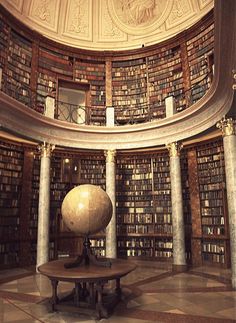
0,0,236,322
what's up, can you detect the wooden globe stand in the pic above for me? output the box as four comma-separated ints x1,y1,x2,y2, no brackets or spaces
64,236,111,268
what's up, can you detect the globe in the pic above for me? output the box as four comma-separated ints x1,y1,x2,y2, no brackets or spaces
61,184,112,236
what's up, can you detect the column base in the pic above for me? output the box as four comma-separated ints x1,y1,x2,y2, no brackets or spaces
232,277,236,290
172,264,188,272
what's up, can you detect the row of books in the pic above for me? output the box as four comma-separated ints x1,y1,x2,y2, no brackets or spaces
202,243,225,253
202,217,225,225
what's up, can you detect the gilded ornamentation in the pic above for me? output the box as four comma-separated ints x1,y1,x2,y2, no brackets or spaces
166,142,183,157
38,142,55,158
216,116,236,137
105,149,116,163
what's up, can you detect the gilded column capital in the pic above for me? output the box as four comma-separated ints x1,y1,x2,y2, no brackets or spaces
38,142,55,158
216,116,236,137
104,149,116,163
166,142,183,157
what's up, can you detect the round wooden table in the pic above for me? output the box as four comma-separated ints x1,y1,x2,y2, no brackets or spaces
38,258,136,319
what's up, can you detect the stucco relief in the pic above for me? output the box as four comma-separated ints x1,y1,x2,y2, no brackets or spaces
119,0,156,25
34,0,51,23
63,0,92,40
98,0,126,42
6,0,23,12
29,0,59,31
1,0,214,50
0,0,23,14
107,0,174,35
198,0,212,10
166,0,195,28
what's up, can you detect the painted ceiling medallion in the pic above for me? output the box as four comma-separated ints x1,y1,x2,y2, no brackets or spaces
107,0,174,35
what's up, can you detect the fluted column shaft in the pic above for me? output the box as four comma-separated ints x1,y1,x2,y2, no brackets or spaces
104,149,117,259
36,142,55,270
217,117,236,288
167,142,186,270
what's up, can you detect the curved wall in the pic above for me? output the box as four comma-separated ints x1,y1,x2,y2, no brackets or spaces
0,0,235,150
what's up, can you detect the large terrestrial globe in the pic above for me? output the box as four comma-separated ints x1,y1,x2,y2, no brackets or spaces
61,184,112,236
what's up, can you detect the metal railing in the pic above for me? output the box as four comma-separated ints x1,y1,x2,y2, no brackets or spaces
0,69,212,127
55,101,106,126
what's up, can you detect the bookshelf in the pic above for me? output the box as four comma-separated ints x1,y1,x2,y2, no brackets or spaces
18,148,34,266
90,238,106,257
196,140,230,267
74,59,106,125
116,152,173,261
0,135,231,269
186,23,214,103
0,140,24,268
30,153,40,239
148,45,184,114
181,151,192,263
6,30,32,106
0,12,9,74
29,152,40,264
36,72,57,114
112,58,148,123
37,46,73,114
0,7,215,124
51,152,106,258
152,153,173,261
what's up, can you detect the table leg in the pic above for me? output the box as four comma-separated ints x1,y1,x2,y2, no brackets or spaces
51,279,59,311
96,283,108,319
115,278,122,299
75,283,80,306
89,282,95,306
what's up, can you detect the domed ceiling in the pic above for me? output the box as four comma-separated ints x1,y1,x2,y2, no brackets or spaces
2,0,213,50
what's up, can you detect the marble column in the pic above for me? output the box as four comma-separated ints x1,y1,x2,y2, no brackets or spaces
104,149,117,259
166,142,187,271
36,142,55,271
216,116,236,288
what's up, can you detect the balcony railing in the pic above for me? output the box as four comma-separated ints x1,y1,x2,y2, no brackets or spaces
0,69,212,127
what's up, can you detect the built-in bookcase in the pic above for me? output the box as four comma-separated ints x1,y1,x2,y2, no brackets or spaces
196,140,230,267
0,7,214,124
0,140,23,268
181,151,192,262
0,13,9,72
112,58,148,123
116,152,173,261
0,137,230,268
50,152,106,258
186,23,214,103
37,46,73,114
6,30,32,106
74,59,106,107
148,45,184,114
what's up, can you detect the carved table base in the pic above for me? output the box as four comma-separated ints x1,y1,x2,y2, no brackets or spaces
38,258,136,319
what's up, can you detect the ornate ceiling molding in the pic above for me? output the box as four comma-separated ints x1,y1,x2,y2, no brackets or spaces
106,0,173,36
1,0,213,50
